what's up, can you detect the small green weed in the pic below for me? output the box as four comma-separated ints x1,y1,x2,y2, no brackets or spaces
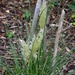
6,31,14,38
23,10,31,21
68,2,75,11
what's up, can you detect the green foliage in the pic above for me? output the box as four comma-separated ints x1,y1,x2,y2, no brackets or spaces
71,13,75,18
71,14,75,26
1,43,69,75
68,2,75,11
49,1,54,9
48,0,59,9
71,46,75,52
72,22,75,26
23,10,31,21
6,31,14,38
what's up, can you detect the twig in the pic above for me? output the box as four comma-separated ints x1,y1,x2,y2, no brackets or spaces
0,16,6,18
66,47,71,53
1,56,22,60
50,20,73,32
62,23,72,32
52,9,65,75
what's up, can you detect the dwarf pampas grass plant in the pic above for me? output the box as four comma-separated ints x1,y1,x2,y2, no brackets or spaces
19,0,47,64
1,1,70,75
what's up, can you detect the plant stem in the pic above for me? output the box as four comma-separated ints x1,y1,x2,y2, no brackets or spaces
52,9,65,75
30,0,42,41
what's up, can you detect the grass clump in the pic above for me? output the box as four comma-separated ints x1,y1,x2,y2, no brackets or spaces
0,0,69,75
